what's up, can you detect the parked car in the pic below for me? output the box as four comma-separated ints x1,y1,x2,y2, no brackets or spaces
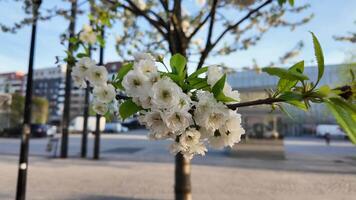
31,124,48,137
121,117,144,129
316,124,346,138
46,125,57,136
104,122,128,133
69,116,106,133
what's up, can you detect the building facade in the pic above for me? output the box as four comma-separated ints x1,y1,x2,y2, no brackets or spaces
0,72,25,94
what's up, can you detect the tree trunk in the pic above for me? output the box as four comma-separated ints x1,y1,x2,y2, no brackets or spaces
16,1,41,199
175,153,192,200
60,0,77,158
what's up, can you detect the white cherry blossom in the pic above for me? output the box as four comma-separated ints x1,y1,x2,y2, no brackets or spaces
87,66,108,86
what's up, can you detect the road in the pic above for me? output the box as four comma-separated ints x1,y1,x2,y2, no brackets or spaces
0,130,356,200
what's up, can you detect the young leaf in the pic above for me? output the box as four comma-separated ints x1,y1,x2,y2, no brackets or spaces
117,63,133,80
286,100,308,111
188,67,208,80
211,74,226,97
310,32,324,86
263,67,309,81
170,54,187,78
325,100,356,144
277,61,304,93
216,92,238,103
119,99,142,120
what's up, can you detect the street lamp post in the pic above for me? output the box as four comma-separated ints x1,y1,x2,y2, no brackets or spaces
60,0,78,158
93,27,105,160
16,0,41,199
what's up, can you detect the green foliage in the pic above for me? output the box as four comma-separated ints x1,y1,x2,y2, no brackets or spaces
325,98,356,143
170,54,187,82
277,61,304,93
112,63,133,90
310,32,325,87
262,67,309,81
119,99,142,120
263,33,356,144
211,74,238,103
6,94,49,126
278,0,294,6
188,67,208,80
211,74,226,98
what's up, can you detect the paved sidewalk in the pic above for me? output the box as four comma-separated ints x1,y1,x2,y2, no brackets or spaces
1,156,356,200
1,132,356,199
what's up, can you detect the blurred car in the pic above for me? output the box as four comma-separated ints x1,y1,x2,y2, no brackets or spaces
316,124,346,138
69,116,106,133
46,125,57,136
121,117,144,130
104,122,128,133
30,124,48,137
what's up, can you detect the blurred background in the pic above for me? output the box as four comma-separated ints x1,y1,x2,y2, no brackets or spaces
0,0,355,199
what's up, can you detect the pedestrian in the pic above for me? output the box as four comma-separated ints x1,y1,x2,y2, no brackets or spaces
324,133,331,145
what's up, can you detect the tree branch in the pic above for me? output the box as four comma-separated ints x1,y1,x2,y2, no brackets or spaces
227,97,284,110
196,0,273,69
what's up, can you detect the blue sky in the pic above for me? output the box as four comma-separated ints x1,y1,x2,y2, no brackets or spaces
0,0,355,73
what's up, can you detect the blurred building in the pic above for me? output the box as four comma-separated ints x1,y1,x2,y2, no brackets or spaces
228,64,342,137
24,62,122,123
0,71,25,94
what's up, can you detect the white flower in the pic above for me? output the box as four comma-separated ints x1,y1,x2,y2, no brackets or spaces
179,128,201,148
133,59,158,78
86,66,108,87
132,96,152,109
194,91,229,132
93,84,116,103
151,77,182,109
174,128,208,159
71,70,87,88
139,111,172,139
73,57,96,75
92,100,108,115
223,84,240,103
163,111,192,133
122,70,151,98
181,20,190,33
209,111,245,149
175,93,192,112
79,25,97,45
207,66,224,86
133,52,155,62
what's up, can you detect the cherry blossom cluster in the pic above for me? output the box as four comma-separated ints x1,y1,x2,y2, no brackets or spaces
71,53,245,159
71,57,116,115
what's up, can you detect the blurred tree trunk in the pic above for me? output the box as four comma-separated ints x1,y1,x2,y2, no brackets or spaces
60,0,77,158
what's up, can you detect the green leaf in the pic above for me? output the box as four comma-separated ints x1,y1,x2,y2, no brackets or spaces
310,32,324,86
277,61,304,93
278,0,287,6
211,74,226,97
329,97,356,114
288,0,294,6
119,99,142,120
162,73,181,85
76,53,88,58
263,67,309,81
286,100,308,111
170,54,187,79
188,67,208,80
279,91,304,101
117,63,133,80
325,100,356,144
216,92,238,103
